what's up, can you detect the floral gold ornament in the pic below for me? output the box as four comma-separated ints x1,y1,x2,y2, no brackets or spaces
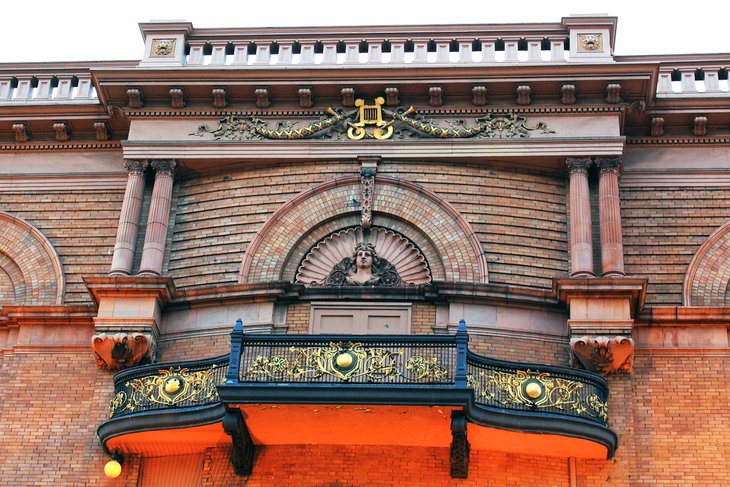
244,342,451,383
466,369,608,424
192,104,554,141
108,365,222,418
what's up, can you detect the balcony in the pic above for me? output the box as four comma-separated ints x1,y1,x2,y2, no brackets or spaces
98,320,616,478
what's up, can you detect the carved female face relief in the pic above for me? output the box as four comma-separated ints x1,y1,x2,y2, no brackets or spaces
296,227,431,287
355,249,373,270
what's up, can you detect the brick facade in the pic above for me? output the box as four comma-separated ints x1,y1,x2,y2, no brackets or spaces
2,14,729,487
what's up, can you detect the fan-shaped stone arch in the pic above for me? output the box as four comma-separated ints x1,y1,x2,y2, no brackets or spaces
683,220,730,306
0,211,65,306
239,175,488,284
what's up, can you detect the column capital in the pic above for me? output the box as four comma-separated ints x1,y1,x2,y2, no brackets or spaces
565,157,592,174
596,157,621,174
150,159,177,175
123,160,148,175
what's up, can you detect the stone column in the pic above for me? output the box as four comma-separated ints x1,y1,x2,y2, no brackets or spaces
566,157,594,277
597,158,625,276
138,160,176,276
109,160,148,275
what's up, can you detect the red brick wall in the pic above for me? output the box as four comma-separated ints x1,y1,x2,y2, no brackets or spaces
577,352,730,486
621,186,730,305
0,351,138,486
0,191,123,304
469,334,570,366
169,161,358,289
170,161,567,291
380,162,568,290
187,445,571,487
285,301,311,334
157,333,230,362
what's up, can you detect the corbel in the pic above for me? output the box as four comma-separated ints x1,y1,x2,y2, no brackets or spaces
385,86,399,106
516,84,531,105
126,87,144,108
298,87,314,108
450,411,469,479
693,116,708,136
94,121,110,141
92,332,156,370
651,117,664,137
212,87,228,108
606,83,621,104
169,87,186,108
471,85,487,106
571,335,634,375
255,87,270,108
428,86,443,107
12,122,30,142
53,121,70,142
341,87,355,107
222,409,254,476
561,84,576,105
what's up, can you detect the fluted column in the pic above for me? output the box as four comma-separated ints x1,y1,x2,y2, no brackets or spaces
597,158,625,276
138,160,176,276
109,160,148,275
566,157,594,277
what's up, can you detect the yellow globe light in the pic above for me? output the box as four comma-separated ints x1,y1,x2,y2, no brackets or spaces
104,459,122,479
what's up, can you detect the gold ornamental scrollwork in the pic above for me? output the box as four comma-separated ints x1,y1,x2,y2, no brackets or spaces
467,369,608,423
245,342,451,383
108,365,223,418
191,98,554,142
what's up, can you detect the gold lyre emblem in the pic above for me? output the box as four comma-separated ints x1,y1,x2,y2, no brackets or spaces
347,97,394,140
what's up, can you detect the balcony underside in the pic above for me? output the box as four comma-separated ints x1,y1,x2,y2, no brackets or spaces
98,324,616,478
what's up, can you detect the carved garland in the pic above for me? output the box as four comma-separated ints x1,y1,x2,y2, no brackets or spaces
192,100,554,141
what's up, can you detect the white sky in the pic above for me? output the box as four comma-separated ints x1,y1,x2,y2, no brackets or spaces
0,0,727,63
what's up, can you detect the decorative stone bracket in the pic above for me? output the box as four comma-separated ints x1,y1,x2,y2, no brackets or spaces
570,335,634,375
92,332,156,370
554,277,647,376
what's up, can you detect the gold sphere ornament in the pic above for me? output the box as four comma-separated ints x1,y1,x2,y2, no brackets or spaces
164,377,181,394
104,459,122,479
335,352,353,368
525,382,543,399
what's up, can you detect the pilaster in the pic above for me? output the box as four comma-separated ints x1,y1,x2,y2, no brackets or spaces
139,160,176,276
597,158,625,277
110,160,148,275
566,157,594,277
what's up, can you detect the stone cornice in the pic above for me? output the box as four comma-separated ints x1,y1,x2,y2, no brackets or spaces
553,277,648,318
0,141,122,151
626,136,730,145
122,137,626,162
636,306,730,325
83,276,176,306
123,105,625,119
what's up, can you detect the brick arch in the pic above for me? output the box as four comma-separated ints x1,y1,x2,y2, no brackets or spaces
239,175,488,284
683,220,730,306
0,212,65,305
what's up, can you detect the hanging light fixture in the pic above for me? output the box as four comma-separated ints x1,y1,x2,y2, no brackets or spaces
104,453,123,479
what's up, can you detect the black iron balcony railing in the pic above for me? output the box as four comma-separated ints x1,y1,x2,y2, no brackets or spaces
222,319,610,429
108,354,228,420
238,335,457,385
